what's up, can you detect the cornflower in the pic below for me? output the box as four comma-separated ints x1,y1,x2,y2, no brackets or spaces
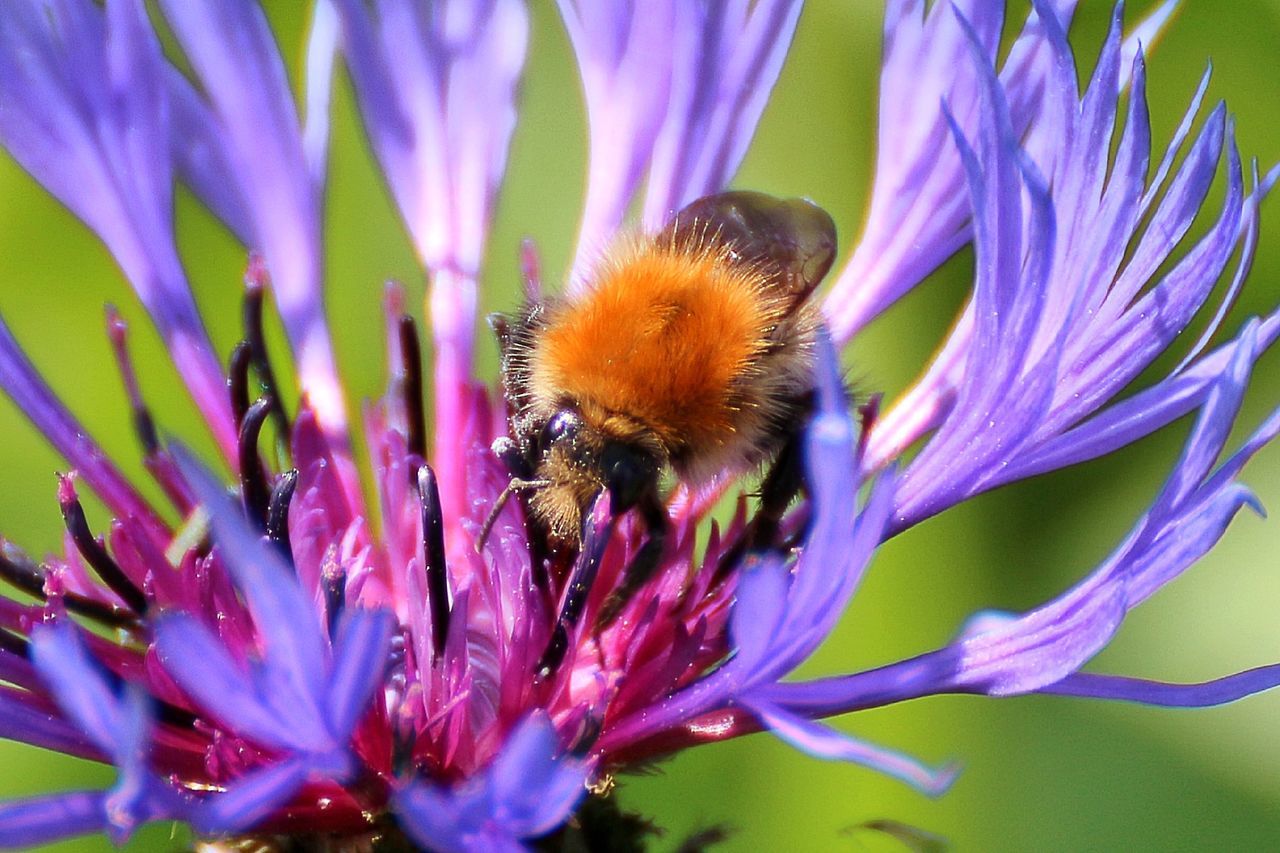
0,1,1276,850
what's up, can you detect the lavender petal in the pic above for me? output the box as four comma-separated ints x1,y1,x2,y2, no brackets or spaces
0,791,107,849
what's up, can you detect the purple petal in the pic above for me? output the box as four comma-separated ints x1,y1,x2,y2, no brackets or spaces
774,359,1276,717
998,318,1278,482
1042,666,1280,707
766,412,895,678
394,784,472,853
153,614,307,752
488,714,590,837
639,0,803,232
170,445,330,729
191,756,312,835
730,554,790,674
165,72,252,243
395,713,587,850
749,698,958,796
824,0,1177,342
0,0,236,458
1118,0,1178,95
333,0,528,512
558,0,676,276
0,317,164,533
0,687,101,760
157,0,347,435
325,608,395,737
303,0,340,189
0,791,107,849
823,0,1007,340
30,624,126,757
602,338,892,747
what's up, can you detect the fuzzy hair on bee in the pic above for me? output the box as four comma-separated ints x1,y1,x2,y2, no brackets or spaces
487,191,837,635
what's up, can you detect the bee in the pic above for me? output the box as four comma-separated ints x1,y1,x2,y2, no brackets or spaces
487,191,837,644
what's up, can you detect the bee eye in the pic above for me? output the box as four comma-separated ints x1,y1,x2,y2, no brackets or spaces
540,410,581,450
601,443,654,514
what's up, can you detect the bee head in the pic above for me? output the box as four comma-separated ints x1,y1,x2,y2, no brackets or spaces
525,405,661,542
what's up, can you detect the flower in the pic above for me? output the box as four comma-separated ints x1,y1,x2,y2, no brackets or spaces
0,0,1276,850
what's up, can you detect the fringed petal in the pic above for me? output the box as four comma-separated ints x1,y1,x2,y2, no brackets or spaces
156,0,347,437
0,0,235,457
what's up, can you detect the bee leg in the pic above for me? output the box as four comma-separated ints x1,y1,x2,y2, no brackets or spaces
713,430,807,585
491,435,531,479
595,491,669,630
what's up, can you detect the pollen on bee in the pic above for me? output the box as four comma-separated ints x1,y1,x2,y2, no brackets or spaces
528,240,784,453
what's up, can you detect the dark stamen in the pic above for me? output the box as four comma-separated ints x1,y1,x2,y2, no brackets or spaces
243,257,291,439
398,315,427,461
228,341,252,428
0,542,44,599
0,544,139,630
569,714,603,757
238,397,273,528
0,628,29,658
537,506,617,679
58,478,148,614
104,306,159,456
322,549,346,640
266,469,298,563
156,700,199,729
416,465,451,658
856,394,881,463
242,260,288,422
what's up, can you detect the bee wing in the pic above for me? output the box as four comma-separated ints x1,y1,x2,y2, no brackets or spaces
658,191,838,309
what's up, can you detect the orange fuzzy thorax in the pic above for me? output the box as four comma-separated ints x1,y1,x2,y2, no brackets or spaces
529,242,786,461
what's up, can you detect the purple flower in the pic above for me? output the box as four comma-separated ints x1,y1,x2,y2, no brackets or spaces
0,0,1276,850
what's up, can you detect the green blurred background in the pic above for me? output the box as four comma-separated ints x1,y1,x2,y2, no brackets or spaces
1,1,1278,849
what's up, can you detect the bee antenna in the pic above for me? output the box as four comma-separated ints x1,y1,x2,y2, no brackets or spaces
476,477,551,550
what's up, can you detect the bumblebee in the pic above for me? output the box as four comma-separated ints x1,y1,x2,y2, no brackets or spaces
489,191,837,640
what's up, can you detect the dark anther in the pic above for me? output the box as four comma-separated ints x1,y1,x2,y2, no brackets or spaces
417,465,451,658
0,542,44,599
398,314,427,462
242,257,291,439
537,507,617,680
266,469,298,564
155,700,199,730
238,397,273,528
856,394,881,462
58,478,148,614
228,341,252,428
105,306,159,456
595,492,668,630
322,550,346,641
0,628,29,658
569,714,603,757
0,544,139,630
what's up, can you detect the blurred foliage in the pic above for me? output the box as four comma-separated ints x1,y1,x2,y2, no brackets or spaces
0,1,1278,850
